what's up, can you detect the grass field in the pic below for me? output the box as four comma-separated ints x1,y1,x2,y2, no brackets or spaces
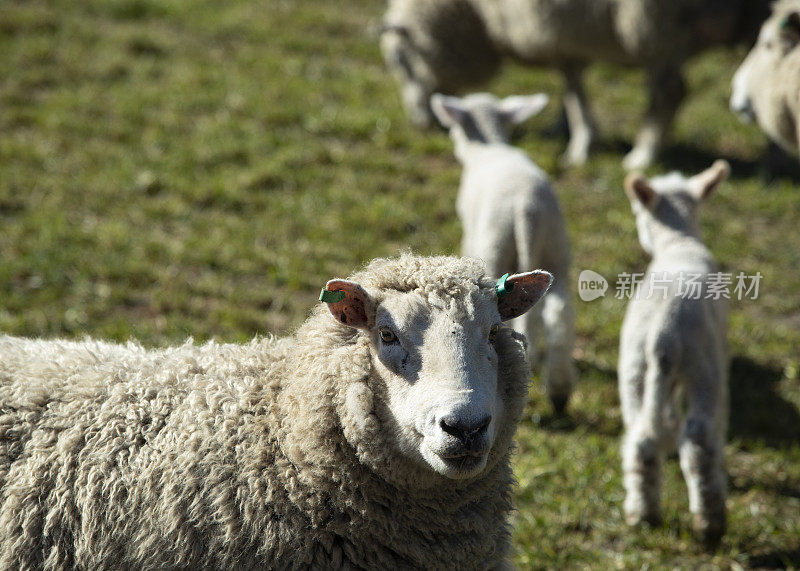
1,0,799,567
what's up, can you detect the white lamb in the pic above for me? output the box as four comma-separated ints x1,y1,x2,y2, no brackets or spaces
382,0,769,168
618,160,730,545
730,0,800,157
0,253,552,569
431,92,576,414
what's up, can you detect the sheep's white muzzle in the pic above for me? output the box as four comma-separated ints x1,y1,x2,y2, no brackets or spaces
730,65,755,124
420,404,495,479
730,94,755,124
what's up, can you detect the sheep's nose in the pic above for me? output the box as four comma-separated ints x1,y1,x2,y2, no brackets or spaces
730,95,755,123
439,414,491,442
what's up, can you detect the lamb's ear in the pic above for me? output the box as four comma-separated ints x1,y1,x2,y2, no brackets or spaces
430,93,467,128
496,271,553,321
499,94,549,125
320,280,375,329
780,11,800,42
624,172,659,210
689,159,730,201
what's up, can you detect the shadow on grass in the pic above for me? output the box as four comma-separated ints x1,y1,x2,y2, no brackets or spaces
743,548,800,569
536,355,800,447
730,473,800,500
659,144,761,179
728,355,800,449
525,132,771,181
533,359,622,437
589,137,634,158
659,143,800,183
533,413,622,438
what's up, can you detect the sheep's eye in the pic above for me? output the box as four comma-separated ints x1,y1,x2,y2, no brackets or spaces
488,324,500,342
379,327,397,343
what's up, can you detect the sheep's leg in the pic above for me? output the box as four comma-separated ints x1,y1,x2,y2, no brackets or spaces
540,281,575,414
507,309,541,373
618,354,645,431
679,362,727,546
380,32,435,128
622,354,672,527
623,65,686,170
795,119,800,157
560,62,595,166
511,280,540,372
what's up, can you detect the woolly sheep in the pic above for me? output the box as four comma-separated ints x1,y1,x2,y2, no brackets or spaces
0,253,553,569
618,161,730,545
430,92,576,414
730,0,800,157
381,0,769,169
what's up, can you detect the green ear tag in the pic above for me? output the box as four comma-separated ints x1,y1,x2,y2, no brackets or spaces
319,288,346,303
495,273,514,298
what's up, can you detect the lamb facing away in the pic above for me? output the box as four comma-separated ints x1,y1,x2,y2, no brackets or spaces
381,0,769,169
618,161,730,545
0,254,552,569
430,92,575,414
730,0,800,157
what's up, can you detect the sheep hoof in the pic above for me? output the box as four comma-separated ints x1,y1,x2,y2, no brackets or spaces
693,514,725,548
559,149,588,167
549,394,570,416
622,147,655,170
625,510,662,528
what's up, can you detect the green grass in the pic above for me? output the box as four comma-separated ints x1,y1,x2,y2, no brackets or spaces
1,0,798,567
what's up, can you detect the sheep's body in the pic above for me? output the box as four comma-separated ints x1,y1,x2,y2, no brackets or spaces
618,162,730,545
730,0,800,156
431,93,575,413
382,0,768,168
0,254,552,569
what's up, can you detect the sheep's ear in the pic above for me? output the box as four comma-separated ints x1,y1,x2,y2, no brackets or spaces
430,93,467,128
780,12,800,42
624,172,659,210
320,280,374,330
499,94,549,125
689,159,730,201
496,271,553,321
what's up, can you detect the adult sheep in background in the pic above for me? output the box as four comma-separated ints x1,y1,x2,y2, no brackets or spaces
730,0,800,157
381,0,769,169
619,161,730,545
0,254,552,569
430,92,576,414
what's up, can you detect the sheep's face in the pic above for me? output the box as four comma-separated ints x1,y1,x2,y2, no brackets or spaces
321,264,552,482
731,9,800,126
372,289,504,479
624,161,730,255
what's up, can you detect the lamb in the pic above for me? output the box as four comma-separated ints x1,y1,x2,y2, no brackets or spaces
381,0,769,169
0,253,553,569
430,92,575,414
618,160,730,545
730,0,800,157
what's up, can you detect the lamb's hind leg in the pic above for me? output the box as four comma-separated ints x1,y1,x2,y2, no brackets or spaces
622,352,673,527
540,280,575,414
679,362,727,546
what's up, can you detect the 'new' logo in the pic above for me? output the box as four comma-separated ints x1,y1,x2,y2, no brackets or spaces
578,270,608,301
